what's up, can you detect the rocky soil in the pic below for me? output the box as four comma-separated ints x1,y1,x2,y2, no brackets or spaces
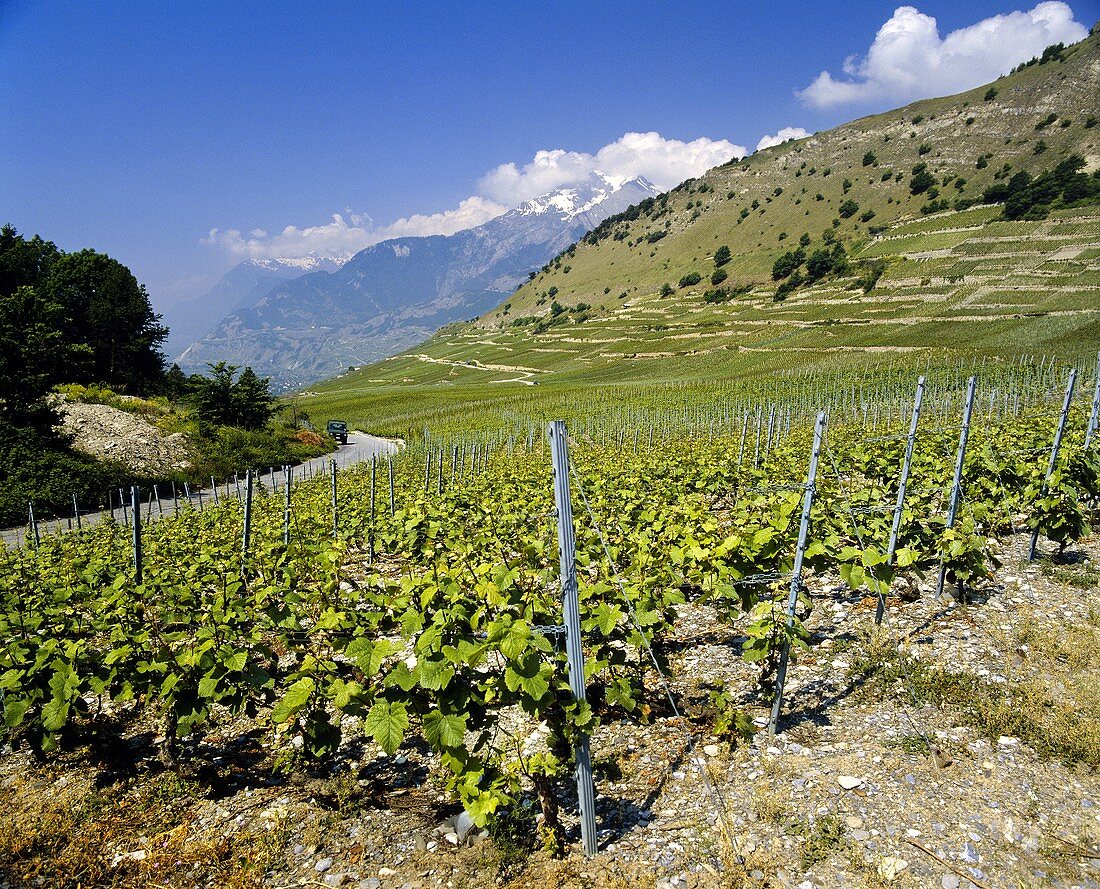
56,399,191,475
1,530,1097,889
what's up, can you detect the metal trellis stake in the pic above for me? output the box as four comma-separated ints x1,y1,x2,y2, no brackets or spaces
130,486,142,585
877,376,924,624
388,455,395,517
283,465,292,546
331,459,339,537
27,502,39,549
242,469,254,569
72,494,81,531
769,410,826,738
547,421,598,857
369,454,376,565
1028,368,1077,561
936,376,977,596
1085,351,1100,450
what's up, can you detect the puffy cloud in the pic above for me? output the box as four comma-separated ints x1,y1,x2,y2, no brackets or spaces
755,127,811,152
376,196,507,240
204,131,746,261
479,131,746,205
202,197,507,261
798,2,1088,108
202,213,374,261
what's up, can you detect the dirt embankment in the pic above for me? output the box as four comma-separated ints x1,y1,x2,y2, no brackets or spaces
56,400,192,475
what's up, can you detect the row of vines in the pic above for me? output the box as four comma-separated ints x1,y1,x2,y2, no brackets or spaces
1,392,1098,846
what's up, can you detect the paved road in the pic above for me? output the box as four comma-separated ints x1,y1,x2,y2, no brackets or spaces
2,432,399,550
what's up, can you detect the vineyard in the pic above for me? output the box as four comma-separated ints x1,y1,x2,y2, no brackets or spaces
2,365,1099,888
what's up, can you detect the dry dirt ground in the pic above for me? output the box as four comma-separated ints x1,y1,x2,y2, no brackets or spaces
1,530,1098,889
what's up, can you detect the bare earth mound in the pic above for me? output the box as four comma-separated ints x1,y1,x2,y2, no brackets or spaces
56,400,191,475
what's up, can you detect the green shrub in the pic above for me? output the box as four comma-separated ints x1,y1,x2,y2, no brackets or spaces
910,168,936,195
771,248,806,280
0,421,135,525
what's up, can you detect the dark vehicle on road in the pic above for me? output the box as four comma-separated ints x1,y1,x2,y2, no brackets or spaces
326,420,348,445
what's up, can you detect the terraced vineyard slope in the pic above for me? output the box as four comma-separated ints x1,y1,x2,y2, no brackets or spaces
298,28,1100,428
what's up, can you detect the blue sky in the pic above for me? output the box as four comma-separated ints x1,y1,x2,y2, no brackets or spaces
1,1,1094,313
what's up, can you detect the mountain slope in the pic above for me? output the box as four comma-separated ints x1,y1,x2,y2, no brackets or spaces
309,28,1099,395
177,175,658,388
162,257,341,358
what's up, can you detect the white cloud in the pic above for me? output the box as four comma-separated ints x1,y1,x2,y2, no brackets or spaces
376,196,507,240
204,131,746,261
755,127,811,152
797,2,1088,108
478,131,747,205
202,197,507,261
203,213,374,261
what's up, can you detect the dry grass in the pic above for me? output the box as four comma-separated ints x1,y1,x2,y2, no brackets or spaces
848,626,1100,769
0,768,290,889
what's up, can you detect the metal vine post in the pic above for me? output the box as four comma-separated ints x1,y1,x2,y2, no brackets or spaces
1085,351,1100,449
547,421,598,856
877,376,925,624
130,486,142,585
769,411,826,737
936,376,977,596
331,459,339,537
242,468,254,570
1028,368,1077,560
283,464,292,546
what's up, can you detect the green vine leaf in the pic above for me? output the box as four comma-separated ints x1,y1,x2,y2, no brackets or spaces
364,699,408,754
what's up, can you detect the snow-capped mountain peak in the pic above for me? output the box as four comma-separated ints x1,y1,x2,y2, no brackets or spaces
244,255,347,273
513,172,659,222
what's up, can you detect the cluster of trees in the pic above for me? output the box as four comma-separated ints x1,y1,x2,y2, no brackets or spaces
582,192,671,247
909,163,936,196
164,362,275,431
1,225,284,437
0,226,167,431
0,225,302,525
771,238,848,300
1010,41,1067,74
982,156,1100,220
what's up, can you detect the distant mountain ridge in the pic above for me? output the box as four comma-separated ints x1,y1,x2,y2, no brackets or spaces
177,173,659,387
163,256,342,357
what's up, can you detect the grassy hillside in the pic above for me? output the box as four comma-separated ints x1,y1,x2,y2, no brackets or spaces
298,30,1100,435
